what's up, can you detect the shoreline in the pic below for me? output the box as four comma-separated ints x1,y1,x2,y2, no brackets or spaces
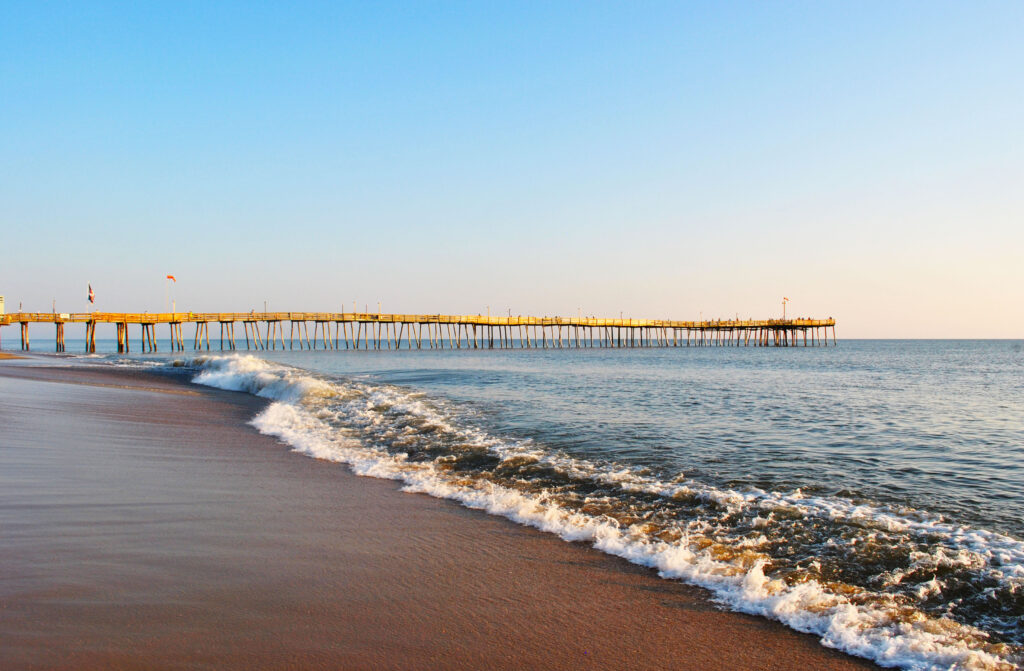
0,357,880,670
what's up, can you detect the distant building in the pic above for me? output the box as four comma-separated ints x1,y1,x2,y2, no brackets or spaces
0,295,5,315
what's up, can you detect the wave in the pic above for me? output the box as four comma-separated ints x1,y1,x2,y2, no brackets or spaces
186,354,1021,671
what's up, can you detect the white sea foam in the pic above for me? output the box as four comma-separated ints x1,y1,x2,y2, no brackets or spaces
186,354,1020,671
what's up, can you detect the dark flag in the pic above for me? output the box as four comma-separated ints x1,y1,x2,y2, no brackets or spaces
88,283,95,304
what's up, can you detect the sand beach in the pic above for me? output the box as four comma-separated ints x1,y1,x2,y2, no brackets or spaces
0,357,882,670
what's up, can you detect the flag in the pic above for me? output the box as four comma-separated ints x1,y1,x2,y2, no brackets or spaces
88,283,95,304
167,275,176,282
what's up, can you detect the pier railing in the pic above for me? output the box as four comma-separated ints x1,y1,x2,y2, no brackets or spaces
0,312,836,353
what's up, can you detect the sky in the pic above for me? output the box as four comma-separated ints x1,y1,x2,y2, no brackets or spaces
2,2,1022,338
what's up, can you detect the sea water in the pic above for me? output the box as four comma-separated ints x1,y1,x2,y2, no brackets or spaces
105,340,1022,669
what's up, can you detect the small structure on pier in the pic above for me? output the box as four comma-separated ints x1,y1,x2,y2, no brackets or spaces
1,311,837,353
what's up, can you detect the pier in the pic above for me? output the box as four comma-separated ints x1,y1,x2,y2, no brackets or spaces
1,312,836,353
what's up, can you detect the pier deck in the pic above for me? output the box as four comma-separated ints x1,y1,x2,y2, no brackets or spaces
0,312,836,353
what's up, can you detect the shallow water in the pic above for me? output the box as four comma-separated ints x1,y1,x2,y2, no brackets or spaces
100,340,1024,669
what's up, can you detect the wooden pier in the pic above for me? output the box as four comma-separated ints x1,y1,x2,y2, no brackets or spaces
0,311,835,354
0,312,836,353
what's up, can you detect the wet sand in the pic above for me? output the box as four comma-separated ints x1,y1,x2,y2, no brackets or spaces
0,359,880,670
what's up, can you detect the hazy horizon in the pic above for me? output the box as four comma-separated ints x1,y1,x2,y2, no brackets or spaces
3,2,1022,339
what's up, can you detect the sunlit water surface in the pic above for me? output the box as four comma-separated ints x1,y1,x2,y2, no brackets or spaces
75,339,1024,668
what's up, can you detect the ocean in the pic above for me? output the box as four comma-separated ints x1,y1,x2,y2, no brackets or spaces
95,340,1022,669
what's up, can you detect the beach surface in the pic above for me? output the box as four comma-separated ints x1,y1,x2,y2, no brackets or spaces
0,358,879,670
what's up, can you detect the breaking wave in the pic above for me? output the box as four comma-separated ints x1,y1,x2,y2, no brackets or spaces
188,354,1022,671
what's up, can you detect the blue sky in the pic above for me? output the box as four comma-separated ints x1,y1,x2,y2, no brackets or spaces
2,2,1022,337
